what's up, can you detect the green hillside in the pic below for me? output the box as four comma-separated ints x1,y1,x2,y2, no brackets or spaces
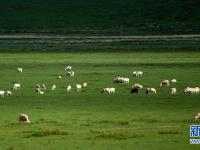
0,0,200,35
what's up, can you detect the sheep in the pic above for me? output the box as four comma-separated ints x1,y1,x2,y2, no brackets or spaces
113,76,129,84
57,75,62,79
160,80,170,87
65,66,72,71
41,84,46,90
19,114,30,124
67,71,75,77
66,85,71,92
194,113,200,121
83,82,87,87
146,88,156,94
132,83,143,89
170,87,177,94
51,84,56,91
13,83,20,90
101,88,115,94
133,71,143,77
6,91,12,96
76,84,81,92
184,87,199,94
38,90,44,95
0,91,5,98
17,67,23,72
35,88,44,95
171,79,177,83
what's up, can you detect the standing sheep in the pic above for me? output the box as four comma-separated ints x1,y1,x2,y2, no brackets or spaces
66,85,72,92
17,67,23,72
171,88,177,94
76,84,81,92
51,84,56,91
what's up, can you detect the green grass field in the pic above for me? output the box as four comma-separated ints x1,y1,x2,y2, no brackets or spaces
0,52,199,149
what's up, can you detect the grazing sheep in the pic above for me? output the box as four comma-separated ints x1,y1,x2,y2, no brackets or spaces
184,87,199,94
133,71,143,77
65,66,72,71
67,71,75,77
146,88,156,94
101,88,115,94
17,67,23,72
0,91,5,98
57,75,62,79
51,84,56,91
13,83,20,90
83,82,87,87
113,76,129,84
66,85,72,92
170,87,177,94
6,91,12,96
194,113,200,120
160,80,170,87
171,79,177,83
132,83,143,89
19,114,30,124
76,84,81,92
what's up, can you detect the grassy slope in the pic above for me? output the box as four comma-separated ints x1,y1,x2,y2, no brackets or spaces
0,0,200,35
0,52,200,149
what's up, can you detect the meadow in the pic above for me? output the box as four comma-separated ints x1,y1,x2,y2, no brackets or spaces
0,52,199,149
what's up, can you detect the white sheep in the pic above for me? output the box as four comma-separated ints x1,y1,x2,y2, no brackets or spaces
132,83,143,89
160,80,170,87
146,88,156,94
67,71,75,77
133,71,143,77
57,75,62,79
0,91,5,98
195,113,200,120
35,88,44,95
65,66,72,71
17,67,23,72
171,79,177,83
76,84,81,92
170,87,177,94
13,83,20,90
6,91,12,96
51,84,56,91
66,85,72,92
113,76,129,84
83,83,87,87
41,84,46,90
184,87,199,94
19,114,30,124
101,88,115,94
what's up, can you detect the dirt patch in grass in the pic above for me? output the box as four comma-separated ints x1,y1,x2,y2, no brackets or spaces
158,131,182,135
26,129,68,138
96,131,144,140
97,120,129,125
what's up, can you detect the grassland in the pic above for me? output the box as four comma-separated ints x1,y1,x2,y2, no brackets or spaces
0,0,200,35
0,52,199,149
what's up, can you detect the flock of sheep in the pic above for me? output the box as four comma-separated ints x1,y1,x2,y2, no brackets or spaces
0,66,200,123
